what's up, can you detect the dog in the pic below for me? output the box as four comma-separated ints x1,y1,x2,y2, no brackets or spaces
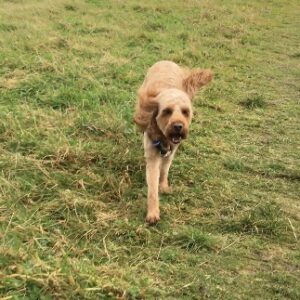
134,61,212,224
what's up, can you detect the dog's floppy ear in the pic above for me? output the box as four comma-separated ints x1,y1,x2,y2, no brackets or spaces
183,69,213,100
151,106,159,120
146,107,162,141
133,89,159,132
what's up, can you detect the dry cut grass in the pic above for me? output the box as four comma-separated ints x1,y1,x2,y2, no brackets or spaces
0,0,299,299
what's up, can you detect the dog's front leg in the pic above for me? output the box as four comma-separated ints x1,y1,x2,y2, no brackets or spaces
144,133,161,224
145,155,161,224
159,148,177,194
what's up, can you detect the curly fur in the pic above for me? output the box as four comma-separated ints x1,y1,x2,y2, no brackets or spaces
134,61,212,224
134,61,213,134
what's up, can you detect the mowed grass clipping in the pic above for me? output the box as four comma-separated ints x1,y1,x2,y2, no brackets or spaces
0,0,299,299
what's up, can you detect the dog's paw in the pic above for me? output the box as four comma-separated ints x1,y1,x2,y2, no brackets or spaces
159,184,172,194
146,211,160,225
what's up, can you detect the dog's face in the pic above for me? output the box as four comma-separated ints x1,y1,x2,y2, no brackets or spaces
156,89,192,144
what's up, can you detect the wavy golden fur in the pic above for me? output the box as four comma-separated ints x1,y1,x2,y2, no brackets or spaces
134,61,213,133
134,61,212,224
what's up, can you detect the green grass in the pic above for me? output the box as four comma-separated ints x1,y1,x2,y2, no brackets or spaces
0,0,299,299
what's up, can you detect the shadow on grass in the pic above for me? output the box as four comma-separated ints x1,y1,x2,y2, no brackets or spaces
219,201,288,238
223,159,300,182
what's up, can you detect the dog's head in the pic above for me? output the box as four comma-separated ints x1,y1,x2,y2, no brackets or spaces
155,89,192,145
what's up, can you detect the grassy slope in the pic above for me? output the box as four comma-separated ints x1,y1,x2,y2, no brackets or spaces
0,0,299,299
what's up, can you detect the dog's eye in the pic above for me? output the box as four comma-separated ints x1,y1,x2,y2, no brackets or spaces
162,108,173,115
182,109,190,117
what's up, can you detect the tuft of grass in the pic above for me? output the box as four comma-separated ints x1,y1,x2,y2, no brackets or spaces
173,227,221,252
64,4,76,11
239,94,267,109
220,201,288,238
0,23,18,31
223,158,248,172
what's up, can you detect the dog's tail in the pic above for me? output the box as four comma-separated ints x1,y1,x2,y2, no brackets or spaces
183,69,213,100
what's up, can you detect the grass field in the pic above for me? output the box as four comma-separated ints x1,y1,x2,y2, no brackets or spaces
0,0,299,299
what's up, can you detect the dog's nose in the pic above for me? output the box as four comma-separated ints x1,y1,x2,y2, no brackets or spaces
173,123,183,132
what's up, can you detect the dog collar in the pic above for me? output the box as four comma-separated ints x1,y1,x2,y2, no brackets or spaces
152,140,171,157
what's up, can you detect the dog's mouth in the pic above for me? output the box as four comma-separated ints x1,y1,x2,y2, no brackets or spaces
171,135,182,144
168,132,187,144
165,126,188,145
